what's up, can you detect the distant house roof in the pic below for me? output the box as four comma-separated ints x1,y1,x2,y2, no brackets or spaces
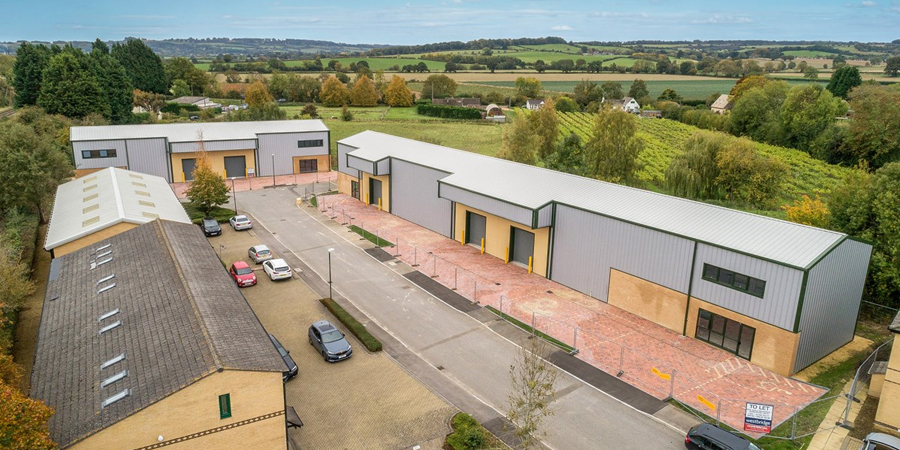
31,220,285,448
339,131,847,269
711,94,732,110
173,96,210,105
44,168,191,252
526,99,544,107
69,119,329,143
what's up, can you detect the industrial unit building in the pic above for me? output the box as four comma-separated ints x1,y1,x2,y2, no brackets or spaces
44,167,191,258
69,120,330,182
337,131,873,376
31,220,288,449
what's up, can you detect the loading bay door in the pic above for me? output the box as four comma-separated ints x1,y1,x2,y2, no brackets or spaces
224,156,246,178
181,159,196,181
510,227,535,265
369,178,383,206
466,212,486,246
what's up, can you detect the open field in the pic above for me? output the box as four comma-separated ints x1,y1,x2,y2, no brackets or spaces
476,79,741,101
783,50,841,58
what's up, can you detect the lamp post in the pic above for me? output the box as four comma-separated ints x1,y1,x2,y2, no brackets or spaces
271,154,276,188
327,248,335,299
229,177,237,215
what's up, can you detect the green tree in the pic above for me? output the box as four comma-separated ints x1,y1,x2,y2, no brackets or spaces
421,74,457,99
884,56,900,77
573,80,601,107
301,104,318,118
657,88,681,102
164,57,210,96
780,84,846,157
90,49,133,124
226,103,286,121
515,77,542,98
384,76,413,107
627,79,649,101
185,150,230,215
530,98,559,161
111,38,167,93
341,104,353,121
497,113,536,165
583,108,643,183
244,80,274,108
600,81,623,100
350,75,378,106
729,75,769,102
665,130,729,200
728,81,789,144
544,133,584,175
0,122,73,222
826,65,862,99
37,48,108,119
554,96,578,113
12,42,51,107
319,75,351,107
803,65,819,80
842,84,900,168
715,138,789,206
91,38,109,55
506,335,558,450
169,79,190,98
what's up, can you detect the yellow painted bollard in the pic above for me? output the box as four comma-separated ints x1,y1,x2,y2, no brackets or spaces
182,172,185,182
528,256,533,274
378,198,382,211
505,247,509,264
366,193,369,205
480,238,485,254
461,230,465,245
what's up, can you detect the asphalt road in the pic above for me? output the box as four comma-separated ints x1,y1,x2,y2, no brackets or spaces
236,186,686,450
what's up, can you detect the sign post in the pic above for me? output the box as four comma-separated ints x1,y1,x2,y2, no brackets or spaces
744,402,774,433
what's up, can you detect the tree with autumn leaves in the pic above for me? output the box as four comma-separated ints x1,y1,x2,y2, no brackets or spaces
383,76,413,107
0,354,55,450
186,144,230,216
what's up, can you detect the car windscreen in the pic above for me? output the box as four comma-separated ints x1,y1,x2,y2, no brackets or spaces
203,219,218,227
235,216,248,221
321,330,344,343
234,267,253,275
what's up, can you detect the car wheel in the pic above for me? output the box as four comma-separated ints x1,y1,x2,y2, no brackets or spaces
308,337,313,346
321,351,327,361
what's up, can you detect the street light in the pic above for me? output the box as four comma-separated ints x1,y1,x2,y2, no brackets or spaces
327,248,335,299
271,153,276,188
229,177,237,215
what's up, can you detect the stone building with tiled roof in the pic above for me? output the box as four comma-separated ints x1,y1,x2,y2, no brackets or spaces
31,219,287,450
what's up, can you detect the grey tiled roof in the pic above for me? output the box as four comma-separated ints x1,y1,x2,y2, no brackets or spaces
30,220,284,448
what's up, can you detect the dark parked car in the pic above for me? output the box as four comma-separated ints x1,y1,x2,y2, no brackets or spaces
200,217,221,237
268,333,298,381
308,320,353,362
685,424,760,450
861,433,900,450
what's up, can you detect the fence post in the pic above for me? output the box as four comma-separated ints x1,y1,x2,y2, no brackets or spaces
432,253,438,278
453,267,458,290
669,370,675,399
500,296,504,314
791,406,798,440
394,238,400,257
532,311,536,331
716,400,721,426
617,347,625,377
413,246,418,267
473,280,478,303
572,328,578,352
375,229,380,246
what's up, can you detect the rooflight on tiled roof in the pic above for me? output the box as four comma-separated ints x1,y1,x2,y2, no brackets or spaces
100,353,125,370
98,309,119,321
93,243,112,253
101,389,130,408
100,370,128,388
97,283,116,294
99,320,121,334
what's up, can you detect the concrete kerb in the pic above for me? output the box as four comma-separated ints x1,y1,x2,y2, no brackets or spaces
300,195,695,439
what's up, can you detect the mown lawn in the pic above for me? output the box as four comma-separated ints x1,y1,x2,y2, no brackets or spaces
477,79,742,101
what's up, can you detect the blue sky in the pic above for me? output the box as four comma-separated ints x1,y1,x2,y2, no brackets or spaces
1,0,898,44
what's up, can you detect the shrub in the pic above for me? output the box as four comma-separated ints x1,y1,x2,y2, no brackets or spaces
446,413,486,450
416,103,482,120
319,298,382,352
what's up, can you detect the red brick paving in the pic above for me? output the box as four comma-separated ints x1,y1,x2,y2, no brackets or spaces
318,194,826,437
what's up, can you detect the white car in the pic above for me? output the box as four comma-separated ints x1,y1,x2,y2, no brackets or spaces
229,215,252,231
248,244,273,263
263,259,292,281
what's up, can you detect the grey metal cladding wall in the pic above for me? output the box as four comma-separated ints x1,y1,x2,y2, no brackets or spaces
72,140,128,169
550,205,693,300
337,144,356,176
794,239,872,372
124,138,169,180
170,139,257,153
392,159,452,237
376,158,391,175
257,131,328,176
692,243,803,330
347,155,374,174
440,184,533,227
537,204,553,228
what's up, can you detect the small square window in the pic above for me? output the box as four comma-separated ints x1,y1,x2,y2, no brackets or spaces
218,393,231,419
733,274,749,290
702,264,718,280
717,269,735,285
749,279,766,297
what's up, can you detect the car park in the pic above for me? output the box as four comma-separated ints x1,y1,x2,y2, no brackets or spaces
229,215,252,231
262,258,292,281
228,261,257,287
268,333,298,381
685,423,760,450
861,433,900,450
200,217,221,237
248,244,273,263
308,320,353,362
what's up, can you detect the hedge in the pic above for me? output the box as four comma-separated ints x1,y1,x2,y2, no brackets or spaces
320,298,383,352
417,103,482,120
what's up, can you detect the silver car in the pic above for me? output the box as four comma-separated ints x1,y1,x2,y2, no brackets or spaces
862,433,900,450
248,244,273,263
229,215,252,231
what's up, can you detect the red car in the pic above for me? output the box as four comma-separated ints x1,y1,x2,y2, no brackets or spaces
229,261,257,287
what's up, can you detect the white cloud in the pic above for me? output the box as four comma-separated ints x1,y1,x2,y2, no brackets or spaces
552,25,573,31
861,1,877,6
692,14,752,24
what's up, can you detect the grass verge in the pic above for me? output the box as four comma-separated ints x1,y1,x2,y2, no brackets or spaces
445,412,508,450
182,203,235,223
349,225,394,247
320,298,383,352
309,195,317,208
485,305,576,353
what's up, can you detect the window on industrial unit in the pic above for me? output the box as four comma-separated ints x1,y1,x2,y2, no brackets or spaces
297,139,323,148
81,149,117,159
696,309,755,360
701,263,766,298
218,393,232,419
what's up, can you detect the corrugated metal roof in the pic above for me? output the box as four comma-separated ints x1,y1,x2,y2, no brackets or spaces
45,168,192,250
340,131,845,269
70,119,328,143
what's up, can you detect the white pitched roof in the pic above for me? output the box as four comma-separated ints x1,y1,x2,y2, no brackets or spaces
711,94,731,109
45,168,192,251
69,120,328,143
340,131,846,269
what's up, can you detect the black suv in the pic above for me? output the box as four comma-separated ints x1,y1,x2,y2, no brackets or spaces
685,424,761,450
200,217,221,237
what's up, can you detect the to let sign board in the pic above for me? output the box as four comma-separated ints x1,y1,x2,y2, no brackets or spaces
744,402,774,433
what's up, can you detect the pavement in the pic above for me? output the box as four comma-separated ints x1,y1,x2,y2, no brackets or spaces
236,185,689,450
212,225,455,450
314,193,828,436
806,381,868,450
